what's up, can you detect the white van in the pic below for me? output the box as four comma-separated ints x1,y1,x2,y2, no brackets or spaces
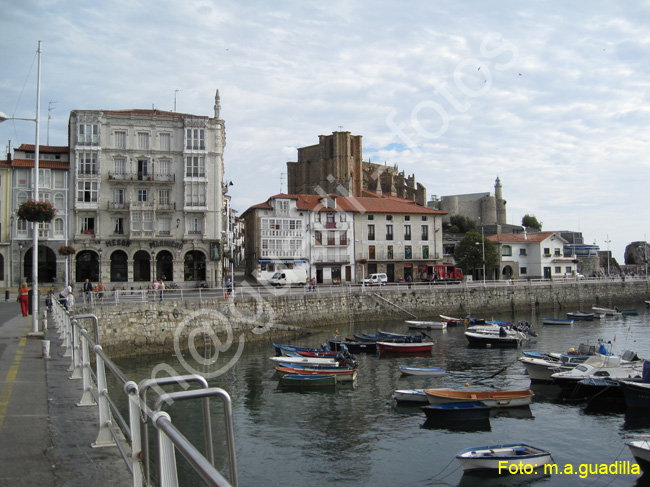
269,269,307,287
361,273,388,286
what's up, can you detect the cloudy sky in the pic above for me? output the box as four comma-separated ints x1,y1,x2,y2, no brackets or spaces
2,1,649,263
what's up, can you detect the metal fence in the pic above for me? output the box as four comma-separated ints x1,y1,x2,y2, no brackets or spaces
50,300,238,487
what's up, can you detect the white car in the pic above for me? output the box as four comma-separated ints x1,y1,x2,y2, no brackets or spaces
361,273,388,286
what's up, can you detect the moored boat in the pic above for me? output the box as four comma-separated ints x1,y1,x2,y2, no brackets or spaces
550,354,643,388
399,366,446,377
275,366,358,382
328,339,377,354
424,388,534,408
278,374,337,388
421,402,490,422
622,309,639,316
455,444,552,473
620,362,650,408
405,320,447,330
377,341,434,353
567,311,595,320
393,389,429,404
269,356,341,366
626,438,650,473
440,314,485,325
592,305,622,316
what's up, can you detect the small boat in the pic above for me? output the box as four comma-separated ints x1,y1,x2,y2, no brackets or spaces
551,354,643,388
393,389,429,404
273,343,330,356
278,374,337,388
275,366,358,382
405,320,447,330
421,402,490,422
567,311,595,320
626,437,650,473
377,341,434,353
424,389,534,408
520,352,595,382
440,314,485,325
620,362,650,408
464,325,529,347
455,444,552,473
541,318,574,325
399,366,446,377
622,309,639,316
592,305,622,316
269,356,341,366
328,339,377,354
275,362,351,371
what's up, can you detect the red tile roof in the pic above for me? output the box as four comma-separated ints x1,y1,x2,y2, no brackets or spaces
17,144,68,153
10,158,70,169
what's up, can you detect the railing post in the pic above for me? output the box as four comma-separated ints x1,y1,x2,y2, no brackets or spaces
70,321,82,378
91,345,117,448
125,381,143,487
153,411,180,487
77,332,96,406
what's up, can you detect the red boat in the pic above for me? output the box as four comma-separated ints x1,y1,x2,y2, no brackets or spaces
376,341,434,353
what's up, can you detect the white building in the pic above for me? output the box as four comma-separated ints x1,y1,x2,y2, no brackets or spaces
68,91,226,287
487,231,578,280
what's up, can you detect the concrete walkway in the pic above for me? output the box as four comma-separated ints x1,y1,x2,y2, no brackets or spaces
0,301,131,486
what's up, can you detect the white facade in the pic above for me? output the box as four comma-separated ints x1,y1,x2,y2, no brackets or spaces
68,91,226,287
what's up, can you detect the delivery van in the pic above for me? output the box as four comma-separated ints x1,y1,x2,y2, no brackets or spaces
269,269,307,287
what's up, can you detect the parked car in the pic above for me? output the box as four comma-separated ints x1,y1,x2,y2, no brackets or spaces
361,273,388,286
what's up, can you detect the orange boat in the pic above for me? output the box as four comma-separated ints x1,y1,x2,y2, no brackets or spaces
424,389,534,408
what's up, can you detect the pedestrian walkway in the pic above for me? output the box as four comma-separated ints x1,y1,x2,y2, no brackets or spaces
0,302,130,486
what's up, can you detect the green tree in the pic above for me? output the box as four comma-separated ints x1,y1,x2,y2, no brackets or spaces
522,214,542,231
453,231,499,279
449,215,477,233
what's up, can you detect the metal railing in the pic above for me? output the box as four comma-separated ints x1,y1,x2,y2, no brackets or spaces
50,299,238,487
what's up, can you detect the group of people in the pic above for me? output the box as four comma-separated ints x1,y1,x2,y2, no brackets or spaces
152,279,166,301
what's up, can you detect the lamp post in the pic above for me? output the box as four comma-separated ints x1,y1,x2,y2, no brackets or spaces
0,41,42,336
151,250,156,282
98,248,103,281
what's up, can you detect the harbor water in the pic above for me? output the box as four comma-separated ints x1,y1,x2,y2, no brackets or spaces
113,306,650,486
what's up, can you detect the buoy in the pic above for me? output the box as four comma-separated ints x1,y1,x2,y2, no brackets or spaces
465,382,469,387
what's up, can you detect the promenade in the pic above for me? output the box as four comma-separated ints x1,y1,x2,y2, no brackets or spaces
0,301,130,486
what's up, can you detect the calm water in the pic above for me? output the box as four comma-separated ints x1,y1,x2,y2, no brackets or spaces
113,305,650,487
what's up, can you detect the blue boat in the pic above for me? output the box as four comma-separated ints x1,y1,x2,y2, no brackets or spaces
273,343,330,356
421,402,490,422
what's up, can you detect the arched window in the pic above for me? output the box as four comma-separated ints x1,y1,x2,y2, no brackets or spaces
501,245,512,257
184,251,206,281
110,250,128,282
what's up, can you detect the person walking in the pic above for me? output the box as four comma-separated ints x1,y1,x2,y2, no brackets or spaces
18,282,29,317
153,279,160,302
96,281,106,304
59,283,73,310
83,278,93,305
159,279,165,301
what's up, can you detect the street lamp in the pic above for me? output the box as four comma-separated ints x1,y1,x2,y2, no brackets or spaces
98,248,103,281
0,41,42,336
151,250,156,282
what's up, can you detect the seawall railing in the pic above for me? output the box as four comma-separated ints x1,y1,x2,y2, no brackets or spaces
51,299,238,487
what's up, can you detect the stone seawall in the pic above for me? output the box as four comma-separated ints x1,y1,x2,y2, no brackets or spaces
87,280,650,359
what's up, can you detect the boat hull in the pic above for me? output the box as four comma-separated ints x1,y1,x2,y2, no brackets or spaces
620,380,650,408
465,331,525,347
405,320,447,330
422,402,490,422
399,366,446,377
425,389,534,408
275,366,358,382
278,374,337,387
455,444,551,473
377,341,434,353
541,318,574,325
627,439,650,473
393,389,429,403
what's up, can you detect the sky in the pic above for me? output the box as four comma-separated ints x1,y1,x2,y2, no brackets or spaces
1,0,649,264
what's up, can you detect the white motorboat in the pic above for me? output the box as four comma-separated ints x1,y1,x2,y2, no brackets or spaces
268,356,340,366
592,305,622,316
465,324,529,347
551,354,643,388
393,389,429,404
398,366,446,377
626,437,650,473
455,444,552,472
520,352,595,382
405,320,447,330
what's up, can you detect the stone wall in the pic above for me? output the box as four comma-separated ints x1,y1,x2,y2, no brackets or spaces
85,280,650,358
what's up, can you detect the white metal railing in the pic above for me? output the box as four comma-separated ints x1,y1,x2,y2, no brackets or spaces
51,300,238,487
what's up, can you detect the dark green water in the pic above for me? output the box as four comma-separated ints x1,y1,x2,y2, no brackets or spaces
113,306,650,486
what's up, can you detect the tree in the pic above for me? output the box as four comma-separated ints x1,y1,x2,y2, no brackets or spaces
449,215,477,233
522,214,542,231
453,231,499,279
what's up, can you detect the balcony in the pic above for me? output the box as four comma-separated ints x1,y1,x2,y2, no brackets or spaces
312,254,350,264
107,172,175,183
325,222,337,229
107,202,129,211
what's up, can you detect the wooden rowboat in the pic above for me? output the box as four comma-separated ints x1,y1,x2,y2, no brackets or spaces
278,374,337,388
424,388,534,408
399,366,446,377
377,341,434,353
275,366,358,382
405,320,447,330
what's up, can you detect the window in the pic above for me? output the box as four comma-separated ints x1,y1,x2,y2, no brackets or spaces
565,266,572,274
387,245,393,260
368,224,375,240
184,182,206,206
137,189,148,202
186,128,205,150
112,218,124,234
159,190,170,206
131,212,153,231
39,168,51,188
369,245,376,260
521,267,527,275
405,245,412,259
78,123,99,145
188,216,203,234
16,168,30,187
137,159,149,179
80,216,95,233
368,215,374,220
77,181,98,202
185,156,205,177
519,248,527,256
386,224,393,240
328,231,336,246
404,225,411,240
53,171,65,189
53,218,64,237
421,225,429,240
315,231,322,245
114,158,126,175
386,215,392,221
113,189,125,204
160,133,171,151
138,132,150,150
543,248,551,256
78,152,98,175
158,159,171,177
340,231,347,245
405,215,410,221
554,249,561,256
340,213,346,222
326,213,335,224
17,219,28,236
555,266,562,274
158,218,171,235
502,245,512,256
54,192,65,210
422,245,429,259
277,200,289,216
115,131,126,149
422,216,427,221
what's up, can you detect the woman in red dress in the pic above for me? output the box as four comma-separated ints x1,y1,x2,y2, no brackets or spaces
18,282,29,317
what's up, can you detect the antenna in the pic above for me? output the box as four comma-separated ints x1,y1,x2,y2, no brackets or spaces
47,101,56,146
279,172,286,193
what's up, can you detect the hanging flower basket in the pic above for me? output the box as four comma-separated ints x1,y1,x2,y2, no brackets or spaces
58,245,77,256
16,200,57,223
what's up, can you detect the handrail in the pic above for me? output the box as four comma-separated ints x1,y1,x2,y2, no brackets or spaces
51,298,237,487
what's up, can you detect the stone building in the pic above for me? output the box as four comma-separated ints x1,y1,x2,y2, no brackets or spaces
67,90,226,288
286,131,427,205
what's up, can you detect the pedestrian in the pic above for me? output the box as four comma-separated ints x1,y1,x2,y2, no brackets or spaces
96,281,106,304
83,278,93,304
226,277,232,296
18,282,29,317
311,277,316,291
159,279,165,301
153,278,160,301
59,283,73,311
